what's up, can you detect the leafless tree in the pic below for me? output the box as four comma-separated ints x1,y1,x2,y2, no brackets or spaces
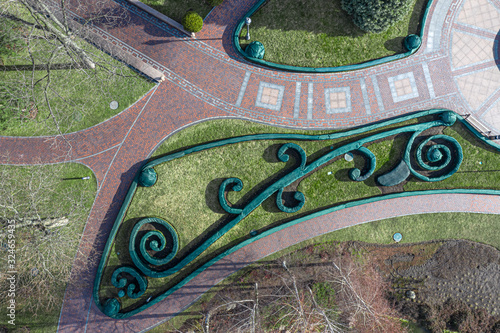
0,160,97,315
196,251,406,333
326,257,407,333
0,0,142,135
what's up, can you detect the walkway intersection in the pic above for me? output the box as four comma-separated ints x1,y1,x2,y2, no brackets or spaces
1,0,499,331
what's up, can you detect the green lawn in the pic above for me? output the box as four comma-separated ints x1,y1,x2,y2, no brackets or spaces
239,0,428,67
0,163,97,333
139,0,213,23
0,3,156,136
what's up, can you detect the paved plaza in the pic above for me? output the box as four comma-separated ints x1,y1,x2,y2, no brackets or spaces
1,0,500,331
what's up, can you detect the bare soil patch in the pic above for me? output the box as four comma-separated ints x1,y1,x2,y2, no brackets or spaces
170,239,500,332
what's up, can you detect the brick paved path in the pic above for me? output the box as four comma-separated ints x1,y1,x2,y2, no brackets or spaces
0,0,498,331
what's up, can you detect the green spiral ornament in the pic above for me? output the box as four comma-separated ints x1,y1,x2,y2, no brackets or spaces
219,178,244,215
111,266,148,299
348,146,377,181
276,188,305,213
277,143,307,169
405,134,463,182
129,217,179,276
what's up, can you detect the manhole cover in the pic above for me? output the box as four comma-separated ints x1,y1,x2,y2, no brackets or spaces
393,232,402,242
110,101,119,110
344,153,353,161
405,290,416,299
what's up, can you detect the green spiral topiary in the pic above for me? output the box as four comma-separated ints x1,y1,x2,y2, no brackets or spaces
182,11,203,33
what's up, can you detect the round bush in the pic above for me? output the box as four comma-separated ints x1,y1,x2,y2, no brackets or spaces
207,0,224,6
182,11,203,33
341,0,413,33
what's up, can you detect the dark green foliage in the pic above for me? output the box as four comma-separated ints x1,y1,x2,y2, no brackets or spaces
341,0,414,33
182,11,203,33
207,0,224,6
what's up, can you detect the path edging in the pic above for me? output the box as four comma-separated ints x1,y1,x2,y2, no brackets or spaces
125,0,192,37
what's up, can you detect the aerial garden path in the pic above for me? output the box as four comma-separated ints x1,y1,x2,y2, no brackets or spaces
0,0,498,331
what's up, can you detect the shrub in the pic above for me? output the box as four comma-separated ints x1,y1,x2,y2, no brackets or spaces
182,11,203,33
207,0,224,6
341,0,414,33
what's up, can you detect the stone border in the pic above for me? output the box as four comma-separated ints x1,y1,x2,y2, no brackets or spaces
48,0,167,82
125,0,192,37
86,26,166,82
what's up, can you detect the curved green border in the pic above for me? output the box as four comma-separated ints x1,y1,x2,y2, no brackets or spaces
93,109,500,318
232,0,433,72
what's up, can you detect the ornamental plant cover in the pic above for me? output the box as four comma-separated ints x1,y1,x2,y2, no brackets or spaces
341,0,413,33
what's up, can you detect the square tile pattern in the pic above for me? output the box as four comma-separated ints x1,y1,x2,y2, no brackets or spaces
324,87,351,114
261,87,280,105
457,0,500,33
255,82,285,111
388,72,419,103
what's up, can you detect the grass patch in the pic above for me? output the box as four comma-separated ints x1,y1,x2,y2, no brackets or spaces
139,0,212,23
0,3,156,136
0,163,97,332
239,0,428,67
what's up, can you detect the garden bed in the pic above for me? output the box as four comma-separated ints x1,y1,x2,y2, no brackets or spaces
239,0,429,67
96,110,500,318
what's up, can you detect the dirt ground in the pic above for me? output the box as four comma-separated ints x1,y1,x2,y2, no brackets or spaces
371,240,500,316
171,239,500,332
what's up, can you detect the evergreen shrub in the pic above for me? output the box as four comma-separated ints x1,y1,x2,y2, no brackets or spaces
182,11,203,33
341,0,414,33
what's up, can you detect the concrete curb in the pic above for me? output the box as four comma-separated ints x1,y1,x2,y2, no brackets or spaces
49,0,167,83
87,27,166,82
125,0,192,37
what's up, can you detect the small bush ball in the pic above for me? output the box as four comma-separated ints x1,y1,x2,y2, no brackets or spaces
182,11,203,33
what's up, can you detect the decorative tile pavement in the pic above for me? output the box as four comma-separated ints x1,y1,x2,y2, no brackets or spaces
255,82,285,111
451,31,495,69
457,0,500,33
235,71,251,106
307,83,314,120
388,72,419,103
293,82,301,118
482,99,500,130
324,87,351,114
455,67,500,110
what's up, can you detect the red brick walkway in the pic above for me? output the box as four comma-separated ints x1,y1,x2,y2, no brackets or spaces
0,0,498,331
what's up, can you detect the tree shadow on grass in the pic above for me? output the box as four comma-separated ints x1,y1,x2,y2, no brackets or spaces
384,37,405,53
